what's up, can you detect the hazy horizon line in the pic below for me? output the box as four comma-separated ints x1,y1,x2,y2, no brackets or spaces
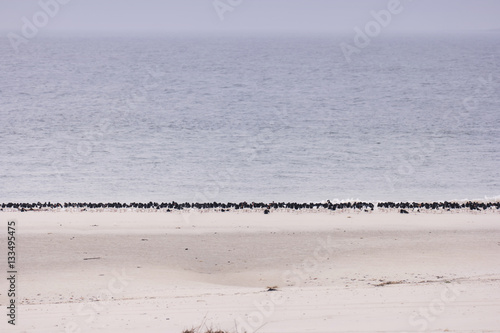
2,28,499,38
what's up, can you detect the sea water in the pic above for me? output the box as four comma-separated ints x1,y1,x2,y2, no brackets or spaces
0,33,499,203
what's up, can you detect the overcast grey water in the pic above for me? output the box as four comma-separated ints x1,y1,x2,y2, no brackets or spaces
0,34,499,203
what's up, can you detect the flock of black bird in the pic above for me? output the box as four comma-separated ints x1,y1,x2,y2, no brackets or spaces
1,200,499,213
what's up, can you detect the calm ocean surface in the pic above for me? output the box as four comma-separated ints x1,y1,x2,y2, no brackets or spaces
0,34,499,203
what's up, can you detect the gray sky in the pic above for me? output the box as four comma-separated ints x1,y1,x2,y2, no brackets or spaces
1,0,500,35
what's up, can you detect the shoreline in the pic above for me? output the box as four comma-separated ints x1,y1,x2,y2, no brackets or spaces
1,200,499,213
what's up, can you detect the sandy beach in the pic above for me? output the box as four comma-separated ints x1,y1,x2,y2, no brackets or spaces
2,2,500,332
1,210,499,333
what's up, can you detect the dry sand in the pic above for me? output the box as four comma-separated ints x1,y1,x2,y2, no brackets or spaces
0,210,499,332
